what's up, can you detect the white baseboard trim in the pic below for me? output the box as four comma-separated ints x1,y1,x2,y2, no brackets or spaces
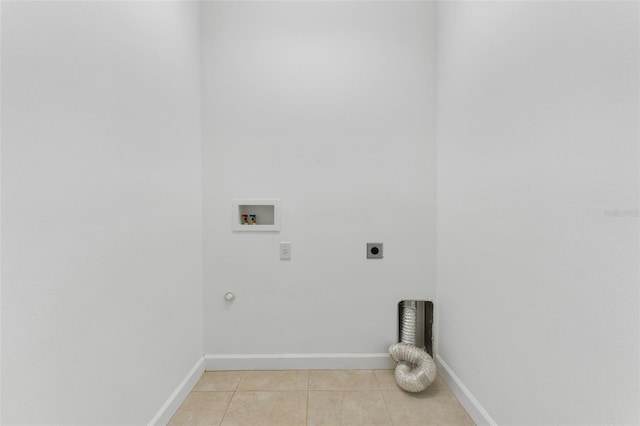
204,353,395,371
148,356,205,426
436,354,497,426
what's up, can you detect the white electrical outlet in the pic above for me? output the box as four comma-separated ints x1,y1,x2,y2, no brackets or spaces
280,242,292,260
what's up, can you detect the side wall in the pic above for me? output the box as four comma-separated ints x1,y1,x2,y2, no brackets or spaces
1,2,204,424
436,1,639,424
201,1,437,361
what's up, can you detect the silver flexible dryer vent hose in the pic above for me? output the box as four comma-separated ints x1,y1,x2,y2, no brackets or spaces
390,301,436,393
389,343,436,393
400,301,417,347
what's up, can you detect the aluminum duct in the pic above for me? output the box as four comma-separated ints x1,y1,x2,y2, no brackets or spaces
390,300,436,393
389,343,437,393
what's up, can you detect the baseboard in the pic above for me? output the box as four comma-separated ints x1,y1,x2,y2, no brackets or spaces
204,353,395,371
148,356,205,426
436,354,497,426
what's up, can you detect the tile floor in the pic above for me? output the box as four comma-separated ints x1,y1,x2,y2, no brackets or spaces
168,369,475,426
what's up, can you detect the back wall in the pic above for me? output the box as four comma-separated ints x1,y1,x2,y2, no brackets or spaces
201,1,437,361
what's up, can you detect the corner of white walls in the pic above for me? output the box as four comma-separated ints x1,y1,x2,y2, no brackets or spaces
435,355,496,426
148,357,205,426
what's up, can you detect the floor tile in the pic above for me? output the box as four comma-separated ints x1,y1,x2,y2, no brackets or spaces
221,391,307,426
374,369,398,390
307,390,391,426
172,370,475,426
237,370,308,391
382,387,475,426
431,374,449,390
168,391,233,426
437,395,476,426
193,371,243,392
309,370,379,390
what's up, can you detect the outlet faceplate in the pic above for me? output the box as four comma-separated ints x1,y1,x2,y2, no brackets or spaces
367,243,383,259
280,242,292,260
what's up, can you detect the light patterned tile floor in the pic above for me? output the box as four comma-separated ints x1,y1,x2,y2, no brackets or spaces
168,370,475,426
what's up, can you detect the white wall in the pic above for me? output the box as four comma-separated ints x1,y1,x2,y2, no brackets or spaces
1,2,204,424
201,1,437,358
437,1,639,425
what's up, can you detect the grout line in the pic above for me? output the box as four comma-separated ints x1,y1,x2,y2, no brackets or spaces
306,369,310,426
234,371,243,392
217,372,242,426
218,392,233,426
374,370,396,426
373,369,381,389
